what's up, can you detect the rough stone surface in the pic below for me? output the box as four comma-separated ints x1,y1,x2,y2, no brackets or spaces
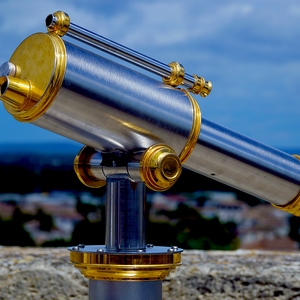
163,250,300,300
0,247,299,299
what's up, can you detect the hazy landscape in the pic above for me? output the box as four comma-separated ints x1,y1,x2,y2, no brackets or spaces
0,142,299,251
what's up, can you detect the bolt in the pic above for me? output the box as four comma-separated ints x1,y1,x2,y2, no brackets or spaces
146,244,154,248
72,246,79,251
97,248,104,252
137,249,144,253
78,244,85,248
168,246,179,252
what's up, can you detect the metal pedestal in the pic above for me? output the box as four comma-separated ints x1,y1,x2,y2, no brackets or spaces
89,280,162,300
69,179,182,300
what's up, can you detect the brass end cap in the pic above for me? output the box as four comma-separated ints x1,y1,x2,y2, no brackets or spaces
0,33,67,122
74,146,106,188
140,144,182,192
46,11,70,37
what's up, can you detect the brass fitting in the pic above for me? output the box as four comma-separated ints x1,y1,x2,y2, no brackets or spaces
140,144,182,191
188,74,212,97
74,146,106,188
69,245,182,281
0,76,43,110
272,155,300,216
272,190,300,216
0,33,66,122
178,89,201,164
162,62,212,97
162,62,185,87
46,11,70,37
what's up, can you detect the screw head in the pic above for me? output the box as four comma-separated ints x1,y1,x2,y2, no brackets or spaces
72,246,79,251
168,246,179,252
146,244,154,248
97,248,104,252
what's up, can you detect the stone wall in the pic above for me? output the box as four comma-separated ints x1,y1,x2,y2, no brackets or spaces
0,247,299,299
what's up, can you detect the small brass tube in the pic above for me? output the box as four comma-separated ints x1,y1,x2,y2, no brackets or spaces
0,76,43,110
0,76,30,107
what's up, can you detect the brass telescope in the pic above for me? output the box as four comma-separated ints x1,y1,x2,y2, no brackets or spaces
0,11,300,300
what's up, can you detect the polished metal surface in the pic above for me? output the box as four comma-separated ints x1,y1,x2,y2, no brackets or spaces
188,119,300,206
33,40,193,155
105,180,146,251
30,40,300,206
89,280,162,300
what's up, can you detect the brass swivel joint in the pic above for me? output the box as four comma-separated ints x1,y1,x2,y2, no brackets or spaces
73,144,182,192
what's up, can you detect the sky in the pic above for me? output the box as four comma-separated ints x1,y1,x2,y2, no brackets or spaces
0,0,300,150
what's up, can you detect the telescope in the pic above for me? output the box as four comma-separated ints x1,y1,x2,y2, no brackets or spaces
0,11,300,300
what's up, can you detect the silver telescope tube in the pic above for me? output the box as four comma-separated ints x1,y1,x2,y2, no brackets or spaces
0,29,300,211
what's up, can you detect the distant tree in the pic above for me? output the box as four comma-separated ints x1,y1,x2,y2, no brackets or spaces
147,203,239,250
35,208,54,232
70,197,105,246
0,217,35,246
288,216,300,248
0,165,38,194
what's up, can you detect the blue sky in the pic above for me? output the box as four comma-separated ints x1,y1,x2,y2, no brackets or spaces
0,0,300,149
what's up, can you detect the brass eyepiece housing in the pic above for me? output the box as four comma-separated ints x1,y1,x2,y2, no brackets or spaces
0,76,43,110
140,144,182,191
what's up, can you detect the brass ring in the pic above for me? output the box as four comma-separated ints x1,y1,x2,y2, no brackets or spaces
74,146,106,188
272,154,300,216
140,144,182,191
188,74,205,95
162,62,185,87
70,248,181,281
46,11,70,37
178,89,201,164
272,190,300,216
